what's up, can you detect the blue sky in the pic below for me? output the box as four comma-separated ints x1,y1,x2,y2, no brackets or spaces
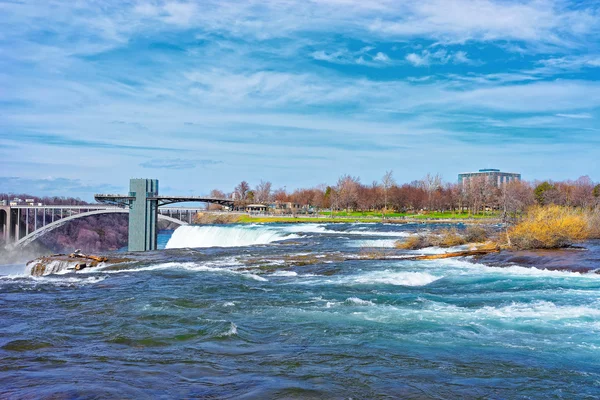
1,0,599,199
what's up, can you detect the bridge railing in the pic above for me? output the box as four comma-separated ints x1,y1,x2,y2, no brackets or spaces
1,205,205,247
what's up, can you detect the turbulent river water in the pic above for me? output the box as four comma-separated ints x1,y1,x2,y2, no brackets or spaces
1,223,600,399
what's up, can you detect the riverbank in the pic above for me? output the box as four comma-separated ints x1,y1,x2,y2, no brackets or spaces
195,212,501,225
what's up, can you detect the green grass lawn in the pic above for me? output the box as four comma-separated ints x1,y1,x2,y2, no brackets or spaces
236,215,379,224
319,210,500,219
318,210,408,218
408,211,500,219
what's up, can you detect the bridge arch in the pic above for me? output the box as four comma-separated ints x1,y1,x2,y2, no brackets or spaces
12,209,188,249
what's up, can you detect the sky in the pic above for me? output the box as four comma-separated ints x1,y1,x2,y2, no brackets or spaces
1,0,599,199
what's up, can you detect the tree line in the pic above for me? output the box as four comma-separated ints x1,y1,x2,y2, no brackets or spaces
209,173,600,216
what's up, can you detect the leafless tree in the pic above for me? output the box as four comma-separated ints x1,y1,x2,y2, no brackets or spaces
272,188,288,203
572,176,595,208
381,170,395,213
254,180,272,204
336,175,360,211
234,181,250,202
420,173,442,211
498,181,533,221
208,189,226,210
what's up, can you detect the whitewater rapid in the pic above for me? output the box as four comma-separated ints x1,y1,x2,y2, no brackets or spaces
2,222,600,398
165,223,411,249
165,224,300,248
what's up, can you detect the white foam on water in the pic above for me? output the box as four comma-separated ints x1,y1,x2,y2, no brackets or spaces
99,262,195,274
0,274,107,286
407,245,469,255
345,297,376,306
309,297,600,331
282,223,411,237
282,224,329,234
166,225,299,249
299,270,441,287
401,299,600,328
344,230,411,237
475,300,600,320
434,257,600,280
244,273,269,282
271,271,298,277
351,270,441,286
97,260,268,282
221,322,238,336
347,239,399,248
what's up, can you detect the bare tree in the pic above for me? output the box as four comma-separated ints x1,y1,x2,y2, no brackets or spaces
336,175,360,211
382,170,395,214
311,185,327,212
273,188,288,203
420,173,442,211
208,189,226,211
465,175,487,215
572,176,594,208
234,181,250,201
254,180,272,204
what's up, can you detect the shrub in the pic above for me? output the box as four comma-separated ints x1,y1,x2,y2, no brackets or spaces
508,205,589,249
396,234,431,250
396,229,468,250
437,228,466,247
464,225,489,243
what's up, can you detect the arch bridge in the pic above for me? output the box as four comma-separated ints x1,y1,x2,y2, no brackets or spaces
1,179,234,251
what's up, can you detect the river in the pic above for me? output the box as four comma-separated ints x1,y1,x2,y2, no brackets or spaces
1,223,599,398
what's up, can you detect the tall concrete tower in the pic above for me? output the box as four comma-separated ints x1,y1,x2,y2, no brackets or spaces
128,179,159,252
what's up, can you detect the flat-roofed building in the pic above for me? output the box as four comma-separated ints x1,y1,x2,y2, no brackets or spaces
459,169,521,187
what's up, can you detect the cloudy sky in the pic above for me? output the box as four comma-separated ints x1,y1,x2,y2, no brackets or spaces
1,0,599,199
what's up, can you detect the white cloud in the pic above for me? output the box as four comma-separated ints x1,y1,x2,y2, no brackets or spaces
538,55,600,70
163,2,197,26
311,47,391,66
453,80,600,112
373,52,390,62
369,0,599,48
406,53,428,66
452,50,470,64
2,0,600,189
405,49,475,67
556,113,593,119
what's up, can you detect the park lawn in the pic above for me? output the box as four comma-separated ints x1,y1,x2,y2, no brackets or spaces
319,210,499,219
237,215,379,223
408,211,500,219
318,211,408,217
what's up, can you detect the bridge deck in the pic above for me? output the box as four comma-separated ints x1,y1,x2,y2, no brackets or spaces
94,194,233,207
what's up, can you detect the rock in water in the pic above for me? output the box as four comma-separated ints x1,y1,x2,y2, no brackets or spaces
26,253,130,276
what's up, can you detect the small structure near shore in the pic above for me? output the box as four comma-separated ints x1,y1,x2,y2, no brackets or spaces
245,204,268,213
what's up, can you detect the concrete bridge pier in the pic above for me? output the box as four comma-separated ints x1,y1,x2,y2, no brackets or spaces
0,206,10,244
0,207,27,245
128,179,159,252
